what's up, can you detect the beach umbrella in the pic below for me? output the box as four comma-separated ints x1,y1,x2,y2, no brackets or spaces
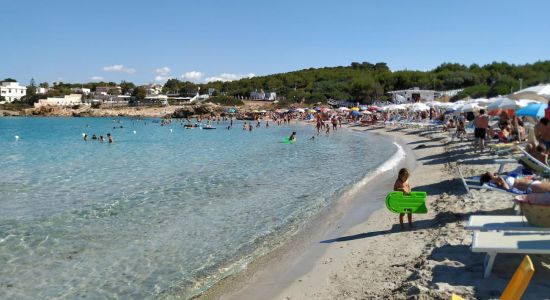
359,106,369,111
459,103,481,113
515,103,545,118
307,109,316,113
259,110,267,113
351,110,362,116
314,106,321,111
487,97,521,111
320,107,331,113
338,107,350,112
368,106,381,111
351,107,360,111
228,108,236,113
411,103,429,112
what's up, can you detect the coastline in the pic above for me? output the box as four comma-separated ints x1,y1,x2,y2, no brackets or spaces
207,125,550,299
197,128,417,300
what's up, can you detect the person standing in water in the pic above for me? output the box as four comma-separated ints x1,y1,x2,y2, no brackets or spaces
394,168,413,229
83,134,88,141
107,133,113,143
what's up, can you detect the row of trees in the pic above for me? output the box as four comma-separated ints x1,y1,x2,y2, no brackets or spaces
5,60,550,107
160,61,550,105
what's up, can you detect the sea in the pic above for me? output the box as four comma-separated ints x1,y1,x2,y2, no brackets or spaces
0,117,400,299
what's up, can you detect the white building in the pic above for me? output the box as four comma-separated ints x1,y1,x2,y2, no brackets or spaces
36,87,49,94
0,81,27,102
143,84,163,95
71,87,91,95
250,90,276,101
388,87,441,103
34,94,83,108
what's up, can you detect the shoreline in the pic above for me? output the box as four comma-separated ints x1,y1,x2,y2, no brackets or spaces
198,128,417,299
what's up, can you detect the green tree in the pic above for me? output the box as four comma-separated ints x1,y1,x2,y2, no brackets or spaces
120,81,135,95
39,82,49,88
132,86,147,100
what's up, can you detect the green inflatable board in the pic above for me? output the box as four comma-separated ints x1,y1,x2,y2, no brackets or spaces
283,137,296,144
385,191,428,214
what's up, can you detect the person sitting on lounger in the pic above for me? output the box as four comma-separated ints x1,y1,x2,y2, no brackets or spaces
480,172,550,193
526,143,549,166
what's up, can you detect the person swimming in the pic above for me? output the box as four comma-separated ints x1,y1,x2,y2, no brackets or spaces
83,134,88,141
92,134,97,140
99,135,104,142
289,131,297,141
107,133,113,143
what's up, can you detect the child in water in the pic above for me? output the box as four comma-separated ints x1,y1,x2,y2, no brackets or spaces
394,168,413,229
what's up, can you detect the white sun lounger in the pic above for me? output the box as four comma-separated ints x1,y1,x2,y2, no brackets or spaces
472,231,550,278
466,215,549,232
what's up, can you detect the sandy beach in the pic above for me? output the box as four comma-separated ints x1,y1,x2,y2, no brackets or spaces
200,125,550,299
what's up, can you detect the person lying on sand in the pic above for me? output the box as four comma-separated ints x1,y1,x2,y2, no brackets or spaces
480,172,550,193
394,168,413,229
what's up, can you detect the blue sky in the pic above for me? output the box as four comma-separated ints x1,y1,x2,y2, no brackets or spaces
1,0,549,85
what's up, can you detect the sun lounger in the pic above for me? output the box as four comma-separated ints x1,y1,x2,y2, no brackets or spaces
472,231,550,277
516,147,550,176
451,255,534,299
466,215,550,232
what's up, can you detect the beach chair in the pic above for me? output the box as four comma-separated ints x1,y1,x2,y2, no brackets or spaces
465,215,550,232
385,191,428,214
516,147,550,177
471,231,550,278
450,255,534,300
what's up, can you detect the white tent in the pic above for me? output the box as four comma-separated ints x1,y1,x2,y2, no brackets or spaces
514,84,550,97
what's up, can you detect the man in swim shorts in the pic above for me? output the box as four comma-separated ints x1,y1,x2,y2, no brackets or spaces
474,109,489,152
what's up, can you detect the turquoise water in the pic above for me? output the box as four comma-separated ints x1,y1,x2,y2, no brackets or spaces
0,117,397,299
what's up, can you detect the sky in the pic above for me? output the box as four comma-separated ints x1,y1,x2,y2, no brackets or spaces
1,0,549,85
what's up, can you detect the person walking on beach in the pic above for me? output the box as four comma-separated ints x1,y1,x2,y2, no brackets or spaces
473,109,489,152
394,168,413,229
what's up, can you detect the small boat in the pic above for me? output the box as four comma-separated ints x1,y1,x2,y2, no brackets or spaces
203,126,216,130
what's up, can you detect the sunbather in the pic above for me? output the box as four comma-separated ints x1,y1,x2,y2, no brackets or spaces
394,168,413,228
480,172,550,193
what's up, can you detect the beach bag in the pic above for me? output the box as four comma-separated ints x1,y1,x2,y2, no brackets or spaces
515,194,550,227
385,191,428,214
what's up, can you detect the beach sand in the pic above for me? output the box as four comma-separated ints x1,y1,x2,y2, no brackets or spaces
201,125,550,299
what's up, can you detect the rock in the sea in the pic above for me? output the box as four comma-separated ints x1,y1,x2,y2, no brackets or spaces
172,106,195,118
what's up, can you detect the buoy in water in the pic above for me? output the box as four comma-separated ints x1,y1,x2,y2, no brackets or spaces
15,135,20,140
133,130,137,134
170,129,173,132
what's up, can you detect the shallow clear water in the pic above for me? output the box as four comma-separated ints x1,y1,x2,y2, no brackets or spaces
0,117,396,299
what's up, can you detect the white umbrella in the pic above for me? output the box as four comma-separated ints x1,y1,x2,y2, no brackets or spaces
411,103,429,112
472,98,491,106
487,97,521,111
338,107,350,112
295,108,305,113
459,103,481,113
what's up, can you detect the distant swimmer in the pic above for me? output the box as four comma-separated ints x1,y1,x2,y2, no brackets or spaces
107,133,113,143
309,136,315,141
266,121,269,128
289,131,297,141
99,135,104,142
92,134,97,140
83,134,88,141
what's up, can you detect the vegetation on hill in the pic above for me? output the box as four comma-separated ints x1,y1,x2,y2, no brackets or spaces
163,61,550,104
8,61,550,106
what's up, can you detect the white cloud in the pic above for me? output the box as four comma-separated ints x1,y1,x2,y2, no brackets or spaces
155,67,171,76
90,76,103,81
154,67,173,82
180,71,204,82
102,64,136,74
205,73,255,82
